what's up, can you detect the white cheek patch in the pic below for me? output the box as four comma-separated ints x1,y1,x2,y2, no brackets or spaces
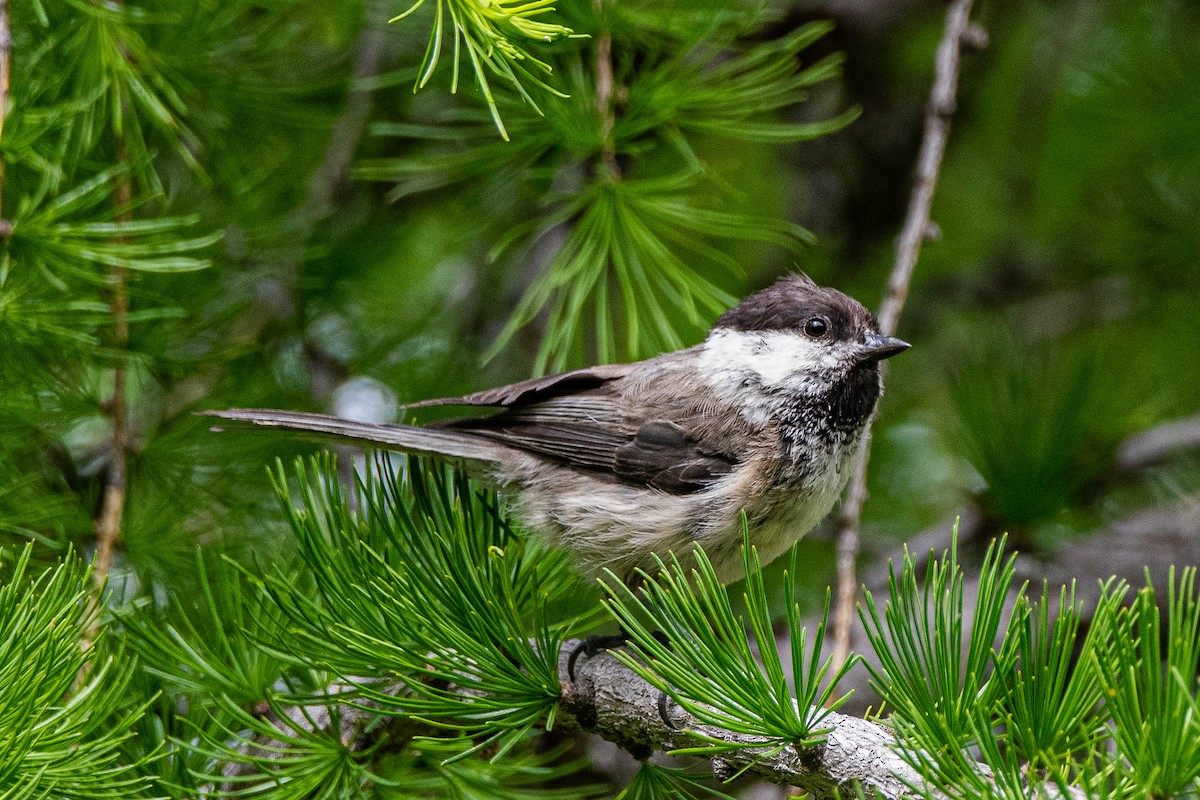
700,329,840,394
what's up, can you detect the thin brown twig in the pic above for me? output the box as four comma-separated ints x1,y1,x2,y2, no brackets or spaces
92,144,132,594
89,0,135,644
594,0,619,178
272,0,387,408
295,0,388,227
829,0,984,675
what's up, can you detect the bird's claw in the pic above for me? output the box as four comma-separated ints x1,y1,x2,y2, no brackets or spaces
566,633,631,682
657,690,679,730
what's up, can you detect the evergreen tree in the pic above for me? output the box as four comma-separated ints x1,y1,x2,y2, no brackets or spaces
0,0,1197,797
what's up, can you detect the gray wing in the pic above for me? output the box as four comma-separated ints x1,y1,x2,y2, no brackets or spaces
211,356,739,494
406,364,631,409
436,393,738,495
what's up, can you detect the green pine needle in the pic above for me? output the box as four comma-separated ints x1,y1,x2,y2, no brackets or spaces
0,546,156,798
255,454,571,757
860,538,1200,799
625,22,859,145
859,532,1019,754
1095,566,1200,797
486,172,807,373
616,763,734,800
602,529,857,756
56,0,201,193
994,580,1111,770
118,553,295,705
10,164,219,280
391,0,581,139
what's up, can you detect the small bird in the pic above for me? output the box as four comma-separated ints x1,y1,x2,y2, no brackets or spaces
205,275,908,585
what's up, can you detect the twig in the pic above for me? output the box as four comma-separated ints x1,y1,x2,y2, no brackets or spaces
1115,414,1200,473
594,0,619,178
830,0,983,674
294,0,388,227
90,0,135,639
267,0,388,405
165,0,389,420
92,146,132,593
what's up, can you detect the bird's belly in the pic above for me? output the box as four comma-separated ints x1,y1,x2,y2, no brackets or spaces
507,474,701,583
499,437,861,585
696,439,861,583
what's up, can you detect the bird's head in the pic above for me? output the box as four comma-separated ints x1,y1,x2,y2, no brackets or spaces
702,274,909,403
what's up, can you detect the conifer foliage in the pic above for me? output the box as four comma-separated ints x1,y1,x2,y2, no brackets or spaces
0,0,1197,798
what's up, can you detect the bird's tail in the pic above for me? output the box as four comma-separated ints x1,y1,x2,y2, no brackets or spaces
201,409,515,467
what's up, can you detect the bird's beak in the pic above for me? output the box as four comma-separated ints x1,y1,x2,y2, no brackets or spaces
858,333,911,363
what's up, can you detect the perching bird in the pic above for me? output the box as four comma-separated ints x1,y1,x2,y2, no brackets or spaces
205,274,908,585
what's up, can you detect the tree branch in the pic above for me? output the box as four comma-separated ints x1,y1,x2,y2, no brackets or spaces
166,0,389,418
91,0,136,644
594,0,619,179
292,0,389,229
1115,414,1200,473
251,0,388,402
234,648,927,799
559,644,928,798
239,636,1102,799
93,0,137,593
93,165,133,596
831,0,983,674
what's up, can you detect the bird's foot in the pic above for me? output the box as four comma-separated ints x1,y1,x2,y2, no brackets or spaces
567,631,680,729
566,633,631,682
565,630,672,681
657,689,681,730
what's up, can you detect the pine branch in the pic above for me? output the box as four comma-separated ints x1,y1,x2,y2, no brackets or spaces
263,0,389,401
830,0,986,674
223,641,1099,799
165,457,1175,797
0,549,156,797
205,651,922,797
560,643,927,798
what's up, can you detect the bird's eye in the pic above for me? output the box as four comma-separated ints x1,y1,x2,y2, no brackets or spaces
803,317,829,338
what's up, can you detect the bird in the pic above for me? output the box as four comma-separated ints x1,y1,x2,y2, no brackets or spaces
204,274,908,585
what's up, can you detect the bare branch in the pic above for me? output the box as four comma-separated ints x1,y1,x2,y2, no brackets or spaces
90,0,136,643
93,159,133,592
831,0,981,674
293,0,389,228
594,0,619,178
1115,415,1200,472
164,0,390,418
560,644,930,798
